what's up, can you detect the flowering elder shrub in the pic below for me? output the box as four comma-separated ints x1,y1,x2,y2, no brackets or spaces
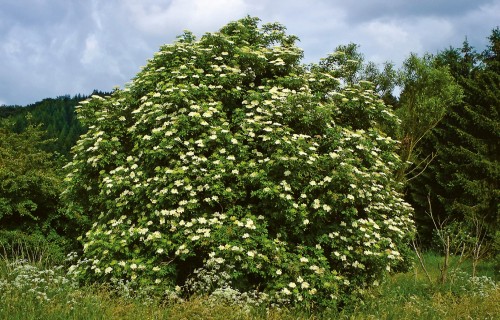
63,17,414,307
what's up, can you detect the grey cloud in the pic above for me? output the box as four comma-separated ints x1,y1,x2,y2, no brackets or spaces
341,0,497,22
1,0,498,105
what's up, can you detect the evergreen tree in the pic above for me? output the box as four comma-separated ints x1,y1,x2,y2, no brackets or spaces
409,29,499,250
0,95,89,157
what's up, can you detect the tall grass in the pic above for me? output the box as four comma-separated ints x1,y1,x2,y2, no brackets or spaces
344,252,499,320
0,247,498,320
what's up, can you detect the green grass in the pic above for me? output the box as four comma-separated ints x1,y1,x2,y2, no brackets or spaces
0,251,498,320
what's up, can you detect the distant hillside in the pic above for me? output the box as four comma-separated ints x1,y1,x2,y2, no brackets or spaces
0,90,109,157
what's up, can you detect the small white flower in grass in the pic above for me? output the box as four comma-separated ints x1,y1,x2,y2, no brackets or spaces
242,233,250,239
247,251,255,257
276,269,282,275
157,248,164,254
309,288,317,295
288,282,296,288
301,282,309,289
130,264,137,270
104,267,113,274
153,266,160,271
155,279,162,284
300,257,309,263
303,219,310,225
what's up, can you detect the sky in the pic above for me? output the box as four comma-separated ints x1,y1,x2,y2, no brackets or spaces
1,0,499,106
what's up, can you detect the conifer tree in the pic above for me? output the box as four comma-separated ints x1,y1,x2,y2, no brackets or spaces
409,29,499,249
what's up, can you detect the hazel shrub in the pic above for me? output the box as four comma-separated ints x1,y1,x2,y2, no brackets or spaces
63,17,415,308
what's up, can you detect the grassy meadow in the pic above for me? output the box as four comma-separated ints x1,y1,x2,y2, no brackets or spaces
0,244,498,320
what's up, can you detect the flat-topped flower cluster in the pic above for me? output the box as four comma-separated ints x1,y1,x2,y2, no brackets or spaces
63,17,414,308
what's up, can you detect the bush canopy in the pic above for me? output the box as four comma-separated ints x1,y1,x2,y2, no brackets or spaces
64,17,414,308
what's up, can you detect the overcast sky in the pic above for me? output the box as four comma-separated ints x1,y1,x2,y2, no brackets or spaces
1,0,498,106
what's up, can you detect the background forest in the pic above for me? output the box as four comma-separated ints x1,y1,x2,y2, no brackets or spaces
0,20,498,319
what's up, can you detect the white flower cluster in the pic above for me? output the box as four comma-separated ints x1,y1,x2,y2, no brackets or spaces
0,259,78,303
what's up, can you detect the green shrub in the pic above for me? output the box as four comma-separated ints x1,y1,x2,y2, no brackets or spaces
0,230,69,266
0,123,63,230
63,16,414,308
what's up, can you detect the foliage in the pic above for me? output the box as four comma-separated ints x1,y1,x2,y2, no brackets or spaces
0,94,89,157
62,17,414,307
395,53,463,181
0,230,69,266
0,122,63,230
315,43,399,108
0,259,78,303
407,29,499,254
0,119,81,259
0,252,497,320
